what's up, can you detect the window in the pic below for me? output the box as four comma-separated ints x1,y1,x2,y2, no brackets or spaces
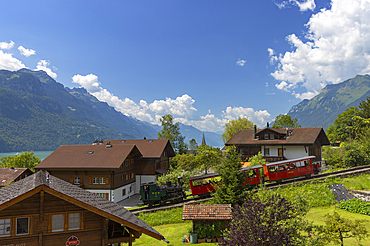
99,177,106,184
129,185,132,193
264,134,269,139
125,159,129,167
122,189,126,196
92,177,99,184
95,193,108,199
74,177,80,184
16,217,29,236
270,134,274,139
264,148,270,156
68,213,80,230
131,173,135,179
0,219,11,237
126,174,129,180
52,214,64,232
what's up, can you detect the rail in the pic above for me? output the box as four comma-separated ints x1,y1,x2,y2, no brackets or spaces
128,165,370,214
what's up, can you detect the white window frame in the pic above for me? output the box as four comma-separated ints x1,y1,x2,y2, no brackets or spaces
68,213,80,231
264,134,269,139
74,177,80,184
52,214,64,232
270,134,274,139
16,217,29,236
264,148,270,156
0,218,11,237
99,177,106,184
92,177,99,184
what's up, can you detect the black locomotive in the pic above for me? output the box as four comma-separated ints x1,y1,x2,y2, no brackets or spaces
140,177,186,208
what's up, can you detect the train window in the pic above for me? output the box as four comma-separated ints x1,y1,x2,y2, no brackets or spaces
269,166,277,173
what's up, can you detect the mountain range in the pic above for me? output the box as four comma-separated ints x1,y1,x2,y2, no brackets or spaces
0,69,223,152
1,68,369,152
287,74,370,130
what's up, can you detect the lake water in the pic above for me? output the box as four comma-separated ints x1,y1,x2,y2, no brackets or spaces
0,150,54,161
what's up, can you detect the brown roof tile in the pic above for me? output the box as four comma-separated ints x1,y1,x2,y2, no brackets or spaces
104,139,175,158
35,144,141,169
182,204,232,220
0,168,33,186
226,127,330,146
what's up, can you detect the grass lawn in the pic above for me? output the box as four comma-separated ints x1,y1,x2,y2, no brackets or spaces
128,221,219,246
307,205,370,245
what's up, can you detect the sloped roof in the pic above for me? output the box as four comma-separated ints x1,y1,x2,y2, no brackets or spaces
0,168,33,186
35,144,140,169
182,204,232,220
226,127,330,146
0,171,165,241
104,139,175,158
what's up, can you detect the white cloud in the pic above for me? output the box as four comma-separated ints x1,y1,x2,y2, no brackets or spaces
0,50,26,71
35,60,57,79
236,59,247,66
268,48,278,64
72,74,272,132
272,0,370,100
0,41,14,50
275,0,316,11
18,46,36,57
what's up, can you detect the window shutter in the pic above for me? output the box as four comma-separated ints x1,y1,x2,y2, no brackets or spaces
105,177,109,185
70,177,74,184
105,193,109,200
80,177,83,184
88,177,92,184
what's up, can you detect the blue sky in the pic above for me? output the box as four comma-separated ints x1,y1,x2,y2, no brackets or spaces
1,0,370,133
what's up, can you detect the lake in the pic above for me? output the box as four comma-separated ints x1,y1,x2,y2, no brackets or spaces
0,150,54,161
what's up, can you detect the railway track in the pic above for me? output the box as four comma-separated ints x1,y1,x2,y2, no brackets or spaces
129,165,370,215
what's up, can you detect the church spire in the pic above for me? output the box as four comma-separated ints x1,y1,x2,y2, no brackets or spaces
201,133,206,146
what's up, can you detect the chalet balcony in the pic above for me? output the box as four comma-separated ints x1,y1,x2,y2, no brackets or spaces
241,155,285,163
263,156,285,162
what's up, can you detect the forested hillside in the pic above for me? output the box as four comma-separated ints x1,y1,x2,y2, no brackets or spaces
288,74,370,129
0,69,223,152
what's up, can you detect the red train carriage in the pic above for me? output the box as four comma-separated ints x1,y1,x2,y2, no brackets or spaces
263,156,316,182
189,165,263,196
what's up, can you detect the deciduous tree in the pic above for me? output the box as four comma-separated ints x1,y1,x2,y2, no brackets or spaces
158,114,187,154
0,151,40,171
321,211,368,246
221,117,254,143
195,145,221,174
272,114,301,128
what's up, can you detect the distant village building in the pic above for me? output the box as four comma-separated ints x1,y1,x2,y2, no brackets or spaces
225,125,330,163
0,171,167,246
0,167,33,187
35,139,175,203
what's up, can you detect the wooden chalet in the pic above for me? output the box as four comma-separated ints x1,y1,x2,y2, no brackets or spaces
225,126,330,163
0,171,167,245
35,143,143,203
103,138,175,177
0,167,34,187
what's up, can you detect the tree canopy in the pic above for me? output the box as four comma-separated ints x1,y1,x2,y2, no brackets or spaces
0,151,40,171
221,117,254,143
272,114,301,128
157,114,187,154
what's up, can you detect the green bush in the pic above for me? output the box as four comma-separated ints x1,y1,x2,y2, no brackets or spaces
322,146,344,168
338,198,370,215
194,221,224,239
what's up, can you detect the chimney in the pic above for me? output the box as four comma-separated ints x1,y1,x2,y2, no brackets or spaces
254,125,257,139
267,122,269,128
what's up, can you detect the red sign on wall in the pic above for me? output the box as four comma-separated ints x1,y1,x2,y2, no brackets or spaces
66,235,80,246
